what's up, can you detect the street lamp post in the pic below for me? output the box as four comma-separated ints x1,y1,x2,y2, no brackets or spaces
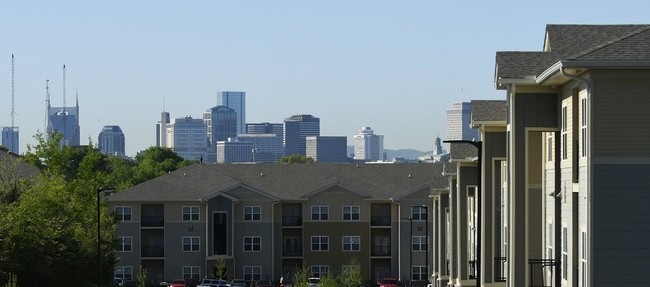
97,187,114,287
444,140,482,287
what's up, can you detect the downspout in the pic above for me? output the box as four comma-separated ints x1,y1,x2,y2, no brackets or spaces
202,199,209,279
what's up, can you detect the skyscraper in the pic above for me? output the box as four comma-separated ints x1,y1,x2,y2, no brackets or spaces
217,91,246,135
156,111,170,147
353,126,384,161
445,102,478,151
98,125,126,157
168,116,208,161
283,114,320,157
216,139,253,163
306,136,348,163
1,127,19,154
47,96,80,146
204,105,237,163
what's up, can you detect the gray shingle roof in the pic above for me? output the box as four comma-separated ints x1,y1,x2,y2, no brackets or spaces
495,24,650,81
449,142,478,161
471,100,507,123
108,163,448,202
0,151,39,179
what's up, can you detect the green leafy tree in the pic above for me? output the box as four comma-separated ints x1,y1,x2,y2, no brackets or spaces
318,274,338,287
131,146,191,185
339,258,362,287
278,155,315,164
138,266,148,287
214,257,228,279
291,266,312,287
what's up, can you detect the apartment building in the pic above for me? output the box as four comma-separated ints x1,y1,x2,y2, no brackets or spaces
107,163,447,286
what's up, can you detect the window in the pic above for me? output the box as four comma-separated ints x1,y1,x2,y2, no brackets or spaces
343,236,360,251
244,266,261,280
562,227,568,280
311,205,329,221
547,223,553,261
547,133,553,162
311,265,329,278
244,236,262,252
412,236,427,251
343,205,360,221
115,206,132,222
581,231,587,287
411,206,427,220
412,266,427,281
183,266,200,280
183,236,200,252
581,98,587,158
244,206,261,221
562,106,568,160
115,266,133,281
119,237,132,252
183,206,199,221
311,236,329,251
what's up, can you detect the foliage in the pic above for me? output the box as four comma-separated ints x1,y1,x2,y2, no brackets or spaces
138,266,148,287
131,146,191,186
0,155,29,205
339,258,363,287
318,274,338,287
278,154,315,164
214,257,228,279
290,266,312,287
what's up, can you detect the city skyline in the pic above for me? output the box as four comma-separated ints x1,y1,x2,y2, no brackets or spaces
2,1,649,156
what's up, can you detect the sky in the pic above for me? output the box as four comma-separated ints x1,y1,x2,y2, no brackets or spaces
1,1,649,156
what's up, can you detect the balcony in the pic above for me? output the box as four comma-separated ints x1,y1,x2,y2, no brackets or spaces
494,257,507,282
141,246,164,257
529,259,556,287
141,215,164,227
282,246,302,257
370,215,391,226
371,245,391,256
282,216,302,227
468,260,476,279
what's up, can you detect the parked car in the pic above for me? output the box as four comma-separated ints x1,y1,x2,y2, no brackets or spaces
307,278,320,287
378,278,400,287
170,279,187,287
114,278,125,286
255,280,273,287
229,279,247,287
199,278,229,287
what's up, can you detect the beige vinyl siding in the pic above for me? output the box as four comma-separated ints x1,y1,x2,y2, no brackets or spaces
306,185,368,222
591,70,650,157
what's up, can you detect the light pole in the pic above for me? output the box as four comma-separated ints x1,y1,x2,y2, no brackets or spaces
444,140,482,287
97,187,114,287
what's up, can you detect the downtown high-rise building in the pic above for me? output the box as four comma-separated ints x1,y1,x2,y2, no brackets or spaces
445,102,478,151
47,97,80,146
156,111,170,148
306,136,348,163
283,114,320,156
98,125,126,157
203,106,237,163
217,91,246,135
1,127,19,154
353,126,384,162
167,116,208,161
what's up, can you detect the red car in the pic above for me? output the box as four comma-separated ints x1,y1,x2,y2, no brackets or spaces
378,278,401,287
170,279,187,287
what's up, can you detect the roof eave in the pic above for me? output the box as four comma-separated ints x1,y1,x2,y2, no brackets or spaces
496,77,537,90
537,60,650,85
471,120,507,129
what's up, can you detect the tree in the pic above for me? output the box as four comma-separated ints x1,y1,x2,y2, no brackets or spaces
290,266,312,287
131,147,191,186
339,258,362,287
138,266,148,287
278,155,315,164
214,257,228,279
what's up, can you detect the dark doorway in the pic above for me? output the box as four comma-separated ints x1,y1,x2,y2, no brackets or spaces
213,212,228,255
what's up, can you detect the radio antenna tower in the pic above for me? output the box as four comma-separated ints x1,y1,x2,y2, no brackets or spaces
10,54,17,153
45,79,50,138
62,65,67,143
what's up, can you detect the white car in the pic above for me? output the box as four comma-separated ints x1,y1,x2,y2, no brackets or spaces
198,278,229,287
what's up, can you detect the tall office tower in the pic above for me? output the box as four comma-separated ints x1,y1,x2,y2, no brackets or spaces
1,127,19,154
47,96,80,146
98,125,126,157
216,139,253,163
353,126,384,161
168,116,208,161
283,114,320,156
445,102,478,151
306,136,348,163
156,111,170,147
217,91,246,135
246,122,284,136
237,133,284,163
203,105,237,163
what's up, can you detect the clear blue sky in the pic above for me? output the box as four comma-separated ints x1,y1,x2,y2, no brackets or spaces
1,1,648,156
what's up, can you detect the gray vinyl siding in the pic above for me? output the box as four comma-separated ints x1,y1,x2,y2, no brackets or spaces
591,71,650,157
592,164,650,285
483,131,506,283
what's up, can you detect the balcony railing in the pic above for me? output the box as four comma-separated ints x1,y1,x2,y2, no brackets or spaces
370,215,391,226
529,259,556,287
468,260,476,279
141,246,164,257
282,216,302,226
282,246,302,257
494,257,507,282
141,215,164,227
371,245,391,256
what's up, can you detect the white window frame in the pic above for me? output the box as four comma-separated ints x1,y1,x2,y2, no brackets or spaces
311,236,329,251
581,97,587,158
183,266,200,280
562,227,568,280
411,206,426,221
562,106,568,160
342,235,360,251
115,206,132,222
115,266,133,281
119,236,133,252
412,236,427,251
412,265,427,281
244,206,261,221
244,236,262,252
342,205,360,221
311,265,329,278
244,266,262,281
182,206,200,221
547,133,553,162
581,231,587,287
183,236,200,252
311,205,329,221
